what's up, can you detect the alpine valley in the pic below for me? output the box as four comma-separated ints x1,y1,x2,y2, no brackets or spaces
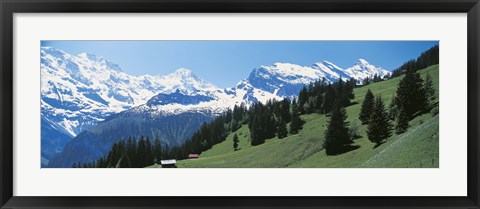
41,46,391,168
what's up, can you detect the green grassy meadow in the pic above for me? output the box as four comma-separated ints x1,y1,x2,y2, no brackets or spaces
149,65,439,168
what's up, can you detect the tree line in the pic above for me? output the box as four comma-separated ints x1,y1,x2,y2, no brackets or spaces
73,136,168,168
390,45,439,78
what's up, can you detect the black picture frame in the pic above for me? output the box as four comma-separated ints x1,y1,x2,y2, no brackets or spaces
1,0,479,208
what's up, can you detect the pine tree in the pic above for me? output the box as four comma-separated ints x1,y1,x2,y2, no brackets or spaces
265,114,277,139
276,118,288,139
126,137,137,167
363,77,371,85
395,107,409,134
231,105,244,131
153,139,162,164
323,101,351,155
367,96,392,146
315,90,324,113
305,97,316,114
323,85,335,114
298,87,308,114
424,73,436,111
395,68,427,118
388,95,398,120
335,77,350,107
289,114,304,135
291,98,299,116
289,100,304,134
137,137,147,167
233,133,239,151
144,137,154,167
359,89,375,124
345,78,356,100
250,115,263,146
279,98,291,123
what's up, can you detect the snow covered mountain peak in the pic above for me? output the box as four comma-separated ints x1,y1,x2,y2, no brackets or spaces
77,52,101,61
357,58,370,65
76,52,123,72
162,68,218,94
167,68,195,79
321,60,341,67
258,62,322,81
344,59,391,81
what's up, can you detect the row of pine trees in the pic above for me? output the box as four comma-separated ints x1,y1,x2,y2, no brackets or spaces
73,137,168,168
390,45,439,78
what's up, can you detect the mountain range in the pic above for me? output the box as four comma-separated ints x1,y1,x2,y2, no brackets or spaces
40,46,390,167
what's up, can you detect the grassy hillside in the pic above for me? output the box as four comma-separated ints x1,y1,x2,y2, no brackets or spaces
150,64,439,168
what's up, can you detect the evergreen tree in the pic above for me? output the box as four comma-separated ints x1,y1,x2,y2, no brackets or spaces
153,139,162,164
388,95,398,120
289,114,304,135
395,68,427,118
115,140,126,167
280,98,291,123
359,89,375,124
119,154,130,168
345,78,356,100
304,96,316,114
315,90,324,113
289,100,304,134
395,107,409,134
335,77,350,107
276,118,288,139
106,143,118,167
424,73,436,110
126,137,136,165
323,85,335,114
265,114,277,139
250,116,263,146
363,77,371,85
298,87,308,114
291,98,299,116
144,137,154,167
137,137,148,167
323,101,351,155
367,96,392,146
373,74,382,82
233,133,239,151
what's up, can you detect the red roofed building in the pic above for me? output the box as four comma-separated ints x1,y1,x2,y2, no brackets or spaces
188,154,199,159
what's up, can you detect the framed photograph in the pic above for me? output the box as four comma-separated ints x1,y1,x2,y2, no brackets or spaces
1,0,479,208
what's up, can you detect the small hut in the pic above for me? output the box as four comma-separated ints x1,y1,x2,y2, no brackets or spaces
160,159,177,168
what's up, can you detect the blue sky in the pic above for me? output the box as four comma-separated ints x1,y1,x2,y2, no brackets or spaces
41,41,438,88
